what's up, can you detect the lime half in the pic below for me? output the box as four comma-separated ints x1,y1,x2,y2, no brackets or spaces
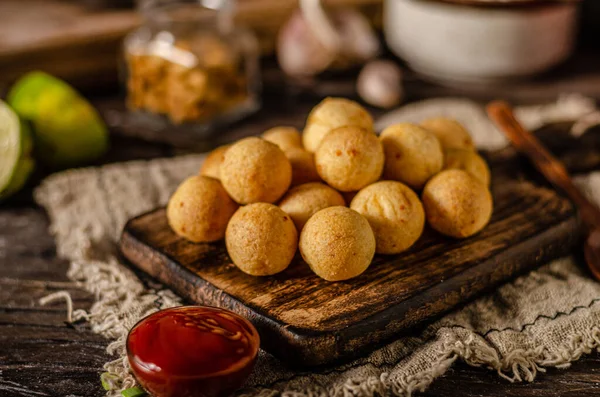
0,100,34,199
0,101,23,190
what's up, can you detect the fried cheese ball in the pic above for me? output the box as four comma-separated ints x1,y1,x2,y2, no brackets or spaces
279,182,345,231
350,181,425,254
422,170,493,239
167,175,238,243
421,117,475,151
262,126,303,151
226,203,298,276
220,137,292,204
315,126,384,192
444,148,491,186
299,206,375,281
380,123,443,190
199,144,230,180
303,97,374,152
285,148,321,186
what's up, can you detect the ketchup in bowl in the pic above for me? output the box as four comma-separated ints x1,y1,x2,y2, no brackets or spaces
127,306,260,397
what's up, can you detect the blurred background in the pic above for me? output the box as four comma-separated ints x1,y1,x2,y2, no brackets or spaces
1,0,597,90
0,0,599,200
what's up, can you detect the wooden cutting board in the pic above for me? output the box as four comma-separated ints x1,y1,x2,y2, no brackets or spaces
119,152,579,367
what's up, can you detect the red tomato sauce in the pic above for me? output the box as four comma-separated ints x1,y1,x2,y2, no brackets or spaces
127,306,259,397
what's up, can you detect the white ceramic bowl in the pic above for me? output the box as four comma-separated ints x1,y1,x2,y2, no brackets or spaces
384,0,580,84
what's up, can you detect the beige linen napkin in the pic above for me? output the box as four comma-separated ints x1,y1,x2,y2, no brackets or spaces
35,96,600,396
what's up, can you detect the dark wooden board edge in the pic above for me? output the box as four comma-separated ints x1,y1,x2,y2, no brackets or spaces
119,208,580,367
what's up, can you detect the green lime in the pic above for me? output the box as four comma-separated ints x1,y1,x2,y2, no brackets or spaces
6,71,64,119
7,71,109,167
0,100,35,200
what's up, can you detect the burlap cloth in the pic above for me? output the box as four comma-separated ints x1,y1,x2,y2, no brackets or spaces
35,96,600,397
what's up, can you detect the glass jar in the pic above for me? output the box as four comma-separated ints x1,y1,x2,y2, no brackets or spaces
123,0,260,136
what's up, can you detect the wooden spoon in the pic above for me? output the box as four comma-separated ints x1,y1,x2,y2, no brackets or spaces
487,100,600,281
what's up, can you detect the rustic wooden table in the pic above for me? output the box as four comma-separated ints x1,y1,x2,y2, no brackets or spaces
3,53,600,396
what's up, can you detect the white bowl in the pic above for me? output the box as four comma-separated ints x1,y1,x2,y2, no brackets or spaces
384,0,580,85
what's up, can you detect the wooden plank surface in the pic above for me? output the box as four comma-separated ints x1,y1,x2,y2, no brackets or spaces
0,208,110,397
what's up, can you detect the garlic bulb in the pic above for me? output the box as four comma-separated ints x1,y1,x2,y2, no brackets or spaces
357,60,403,109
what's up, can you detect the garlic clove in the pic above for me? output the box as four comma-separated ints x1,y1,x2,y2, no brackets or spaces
334,9,380,62
277,10,336,77
357,60,403,109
